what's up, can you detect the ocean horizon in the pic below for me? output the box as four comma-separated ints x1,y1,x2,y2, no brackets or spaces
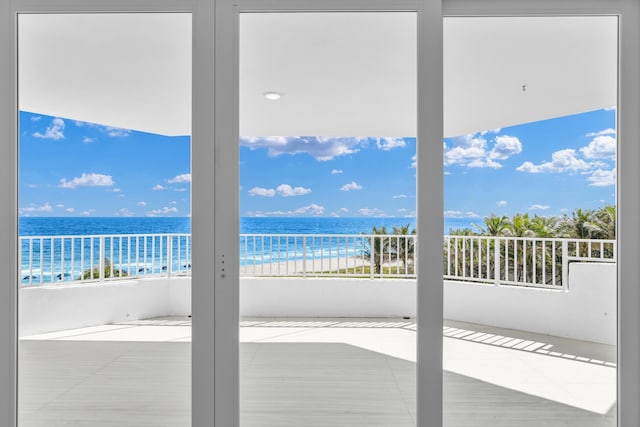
19,216,482,236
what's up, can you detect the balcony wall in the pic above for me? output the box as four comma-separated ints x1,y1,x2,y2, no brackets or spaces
19,277,191,336
19,262,615,345
444,262,616,345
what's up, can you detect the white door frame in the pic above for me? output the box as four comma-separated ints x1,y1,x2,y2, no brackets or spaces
1,0,638,426
219,0,640,426
217,1,443,426
443,1,640,425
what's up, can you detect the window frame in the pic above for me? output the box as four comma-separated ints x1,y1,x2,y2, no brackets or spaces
0,0,637,426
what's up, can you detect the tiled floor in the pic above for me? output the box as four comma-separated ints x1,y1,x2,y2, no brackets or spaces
18,317,616,427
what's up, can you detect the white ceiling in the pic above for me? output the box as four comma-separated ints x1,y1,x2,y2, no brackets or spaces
18,14,617,138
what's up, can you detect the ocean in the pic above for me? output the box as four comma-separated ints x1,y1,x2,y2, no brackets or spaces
18,216,481,283
19,216,480,236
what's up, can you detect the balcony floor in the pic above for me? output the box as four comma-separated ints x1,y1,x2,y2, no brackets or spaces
19,317,616,427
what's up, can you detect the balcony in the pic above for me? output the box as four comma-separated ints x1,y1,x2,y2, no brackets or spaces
18,232,617,426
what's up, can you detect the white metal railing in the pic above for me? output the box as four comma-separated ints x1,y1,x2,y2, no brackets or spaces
239,234,416,279
443,236,616,289
19,233,616,289
19,233,191,286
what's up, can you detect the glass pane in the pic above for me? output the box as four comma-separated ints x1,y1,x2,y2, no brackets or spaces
239,12,418,426
443,16,617,427
18,13,192,427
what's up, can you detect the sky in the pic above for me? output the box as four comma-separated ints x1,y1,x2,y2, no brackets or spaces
19,108,616,219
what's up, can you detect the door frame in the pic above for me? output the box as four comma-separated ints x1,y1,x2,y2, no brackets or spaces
0,0,638,426
441,2,639,425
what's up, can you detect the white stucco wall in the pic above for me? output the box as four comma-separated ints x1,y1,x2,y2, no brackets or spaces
19,262,616,344
444,262,616,345
19,277,191,337
239,277,416,318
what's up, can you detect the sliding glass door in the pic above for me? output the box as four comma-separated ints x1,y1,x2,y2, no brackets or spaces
1,0,638,426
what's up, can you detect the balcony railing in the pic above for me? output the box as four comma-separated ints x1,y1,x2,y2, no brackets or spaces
20,234,192,286
443,236,615,289
19,233,615,289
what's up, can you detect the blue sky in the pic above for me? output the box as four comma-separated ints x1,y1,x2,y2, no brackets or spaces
19,108,616,218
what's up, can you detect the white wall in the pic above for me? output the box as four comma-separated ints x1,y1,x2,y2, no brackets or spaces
19,277,191,337
239,277,416,318
444,262,616,345
20,262,616,345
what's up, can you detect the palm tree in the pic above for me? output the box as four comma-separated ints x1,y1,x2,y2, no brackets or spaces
391,224,416,274
529,215,565,238
505,213,536,237
565,208,598,238
592,205,616,239
363,225,389,274
474,214,510,236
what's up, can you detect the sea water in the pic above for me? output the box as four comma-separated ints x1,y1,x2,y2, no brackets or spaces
18,217,480,282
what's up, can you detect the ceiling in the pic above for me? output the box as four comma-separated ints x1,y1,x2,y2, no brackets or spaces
19,14,617,138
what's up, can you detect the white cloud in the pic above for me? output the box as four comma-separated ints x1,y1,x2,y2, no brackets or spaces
480,128,502,135
81,209,95,216
59,173,114,189
104,126,130,137
82,137,95,143
168,173,191,184
137,201,147,207
248,187,276,197
358,207,386,217
444,135,487,166
331,169,343,174
376,137,406,151
152,184,166,191
516,149,591,173
19,202,53,215
30,116,41,121
496,200,507,207
65,207,75,213
587,169,616,187
586,128,616,137
341,181,363,191
146,206,179,217
108,188,121,193
170,201,177,205
174,188,188,192
55,204,64,208
444,210,480,218
529,204,550,211
33,118,65,140
247,203,325,217
339,208,349,213
240,136,365,161
444,133,521,169
277,184,311,197
393,194,408,199
580,135,616,160
74,121,130,137
488,135,523,160
116,208,134,217
411,154,416,169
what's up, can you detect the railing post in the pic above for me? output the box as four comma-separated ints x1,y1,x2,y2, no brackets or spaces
370,235,375,280
561,240,569,291
60,237,65,282
494,238,500,286
167,236,173,278
99,236,105,282
302,236,307,278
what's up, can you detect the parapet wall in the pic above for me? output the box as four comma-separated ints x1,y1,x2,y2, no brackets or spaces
19,262,615,344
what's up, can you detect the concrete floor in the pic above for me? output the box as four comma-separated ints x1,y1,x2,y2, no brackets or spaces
18,317,616,427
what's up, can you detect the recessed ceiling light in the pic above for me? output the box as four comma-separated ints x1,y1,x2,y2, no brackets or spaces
264,91,282,100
